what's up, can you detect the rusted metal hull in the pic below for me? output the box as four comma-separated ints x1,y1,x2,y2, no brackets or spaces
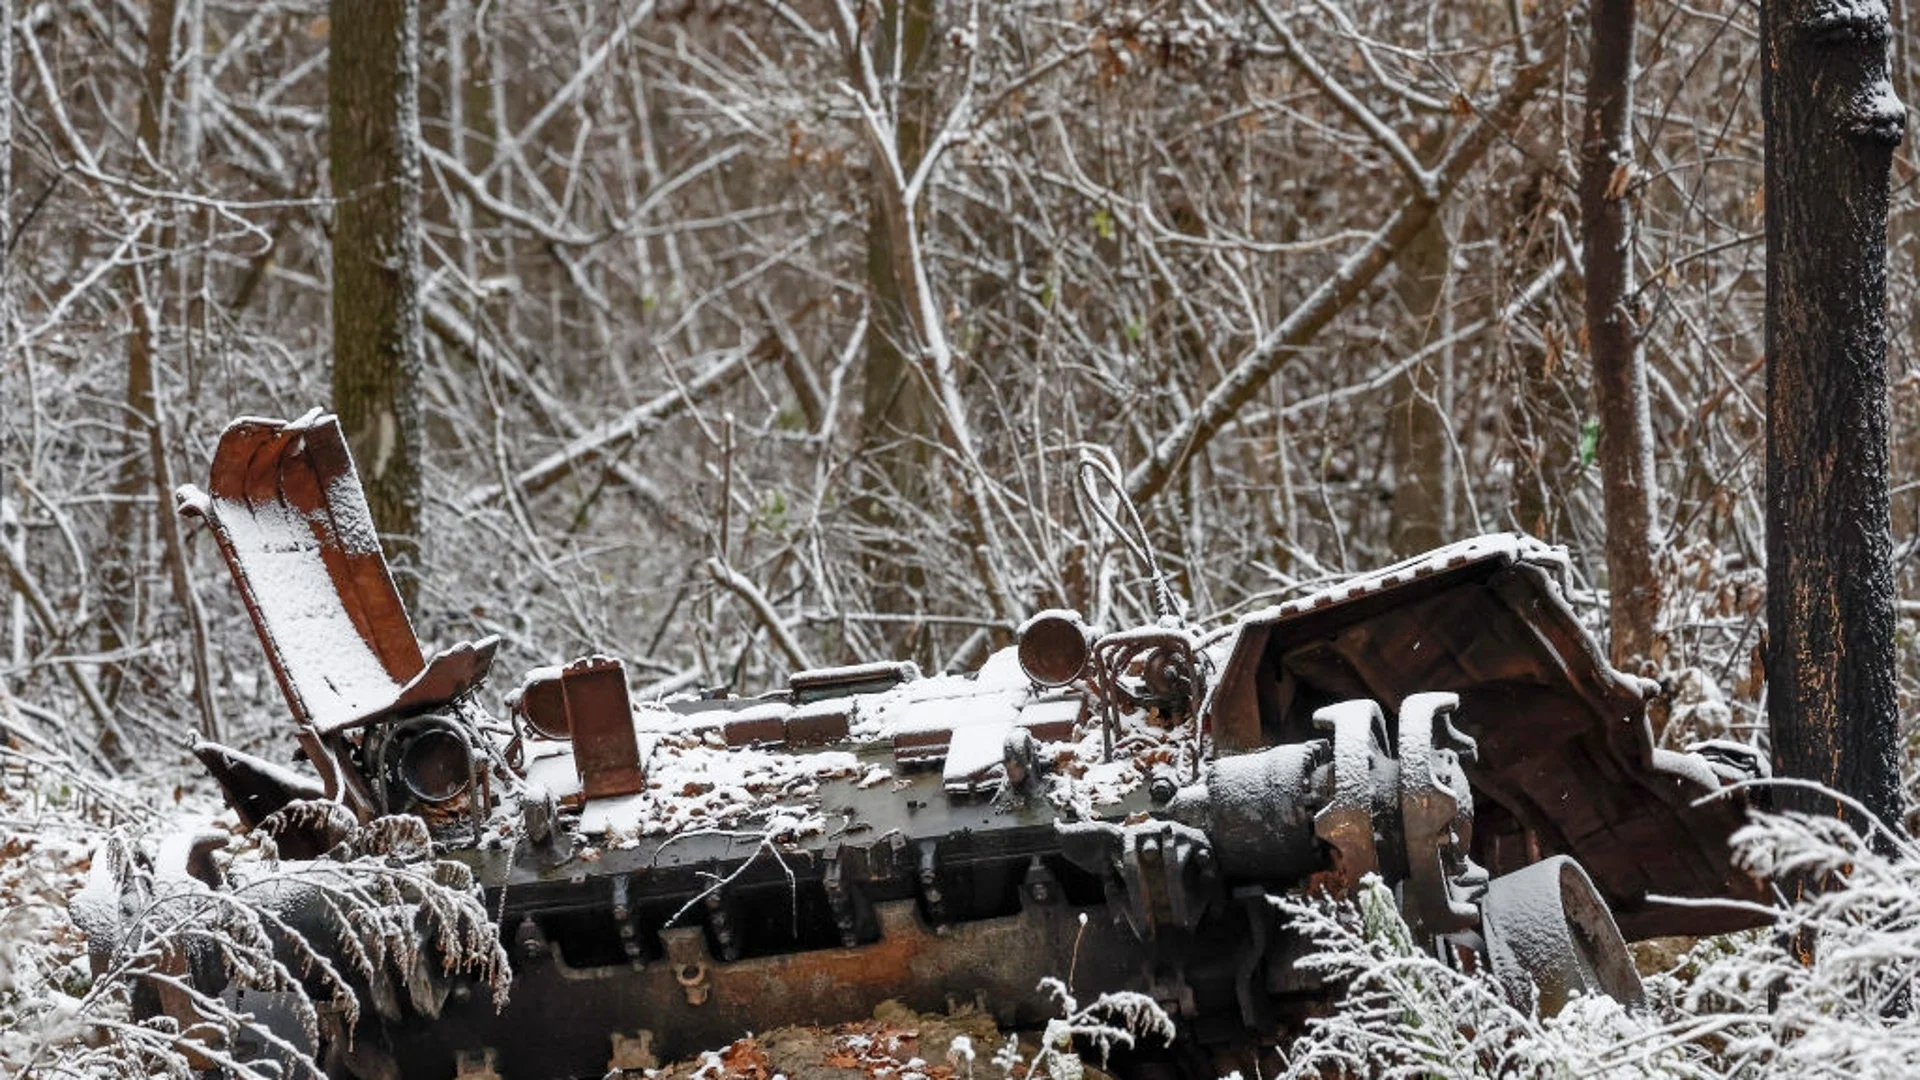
95,413,1773,1080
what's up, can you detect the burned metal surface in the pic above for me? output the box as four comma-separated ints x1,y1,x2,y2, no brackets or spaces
89,413,1774,1080
512,657,647,799
1201,536,1769,938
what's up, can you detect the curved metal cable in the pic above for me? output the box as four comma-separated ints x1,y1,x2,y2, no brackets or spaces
1075,452,1179,622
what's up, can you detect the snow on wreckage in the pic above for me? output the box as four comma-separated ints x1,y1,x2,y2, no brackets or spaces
77,411,1772,1079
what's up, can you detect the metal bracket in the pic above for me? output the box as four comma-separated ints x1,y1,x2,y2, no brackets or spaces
1311,699,1389,892
1398,692,1488,935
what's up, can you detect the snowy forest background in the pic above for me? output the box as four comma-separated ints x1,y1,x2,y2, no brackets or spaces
7,0,1920,1075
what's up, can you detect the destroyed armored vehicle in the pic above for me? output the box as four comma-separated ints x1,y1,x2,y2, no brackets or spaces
79,412,1769,1080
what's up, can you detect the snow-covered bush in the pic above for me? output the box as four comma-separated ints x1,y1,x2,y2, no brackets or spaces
1672,802,1920,1076
1275,877,1707,1079
5,810,508,1080
989,976,1175,1080
1277,797,1920,1079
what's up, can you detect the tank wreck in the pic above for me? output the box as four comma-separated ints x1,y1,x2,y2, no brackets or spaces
75,412,1771,1079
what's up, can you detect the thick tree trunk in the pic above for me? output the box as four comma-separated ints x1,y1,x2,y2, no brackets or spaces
330,0,427,607
858,0,937,462
1582,0,1663,674
855,0,938,655
1763,0,1905,832
1389,215,1450,558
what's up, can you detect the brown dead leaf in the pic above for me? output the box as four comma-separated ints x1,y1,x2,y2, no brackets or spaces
1604,162,1632,201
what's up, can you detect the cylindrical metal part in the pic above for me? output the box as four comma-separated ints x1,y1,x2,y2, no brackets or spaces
1164,744,1327,883
1480,855,1644,1014
388,718,475,804
1016,610,1093,687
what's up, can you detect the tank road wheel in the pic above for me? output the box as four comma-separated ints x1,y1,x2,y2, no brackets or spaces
1478,854,1644,1015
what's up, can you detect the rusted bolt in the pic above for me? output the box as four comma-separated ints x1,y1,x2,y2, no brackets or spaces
675,962,710,1006
1148,773,1178,804
1029,880,1054,903
514,922,547,960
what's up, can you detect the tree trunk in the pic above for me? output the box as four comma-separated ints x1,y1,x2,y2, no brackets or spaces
330,0,427,607
1582,0,1663,674
857,0,937,457
1389,214,1450,558
99,0,184,709
855,0,939,656
1763,0,1905,833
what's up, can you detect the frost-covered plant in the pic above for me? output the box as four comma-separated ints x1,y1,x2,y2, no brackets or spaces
987,964,1176,1080
1012,976,1175,1080
1276,794,1920,1080
1275,877,1713,1079
10,814,509,1080
1671,798,1920,1077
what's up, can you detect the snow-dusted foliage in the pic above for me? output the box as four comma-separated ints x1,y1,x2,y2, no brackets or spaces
1032,977,1176,1070
1672,805,1920,1076
3,803,508,1080
1277,801,1920,1079
1276,877,1707,1078
989,973,1176,1080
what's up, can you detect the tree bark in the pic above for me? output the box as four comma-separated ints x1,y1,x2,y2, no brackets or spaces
857,0,937,451
1763,0,1905,832
330,0,427,607
854,0,939,655
1388,214,1450,558
1582,0,1663,674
